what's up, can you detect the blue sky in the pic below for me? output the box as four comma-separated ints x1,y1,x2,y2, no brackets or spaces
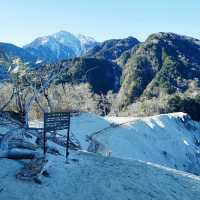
0,0,200,46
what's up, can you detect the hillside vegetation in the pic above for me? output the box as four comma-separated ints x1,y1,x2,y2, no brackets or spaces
118,33,200,105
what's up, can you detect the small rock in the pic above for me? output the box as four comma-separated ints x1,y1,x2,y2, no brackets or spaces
33,177,42,184
42,170,49,177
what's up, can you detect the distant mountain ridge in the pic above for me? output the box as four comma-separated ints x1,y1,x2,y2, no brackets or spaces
0,42,37,64
0,42,37,79
24,31,99,63
86,37,140,61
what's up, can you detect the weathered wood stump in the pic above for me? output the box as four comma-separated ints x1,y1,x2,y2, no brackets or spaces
7,149,37,160
16,157,49,184
8,139,38,150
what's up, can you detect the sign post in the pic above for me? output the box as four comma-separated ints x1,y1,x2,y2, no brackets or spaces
43,112,71,160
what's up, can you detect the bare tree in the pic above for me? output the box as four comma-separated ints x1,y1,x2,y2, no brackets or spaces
23,63,71,127
0,83,15,111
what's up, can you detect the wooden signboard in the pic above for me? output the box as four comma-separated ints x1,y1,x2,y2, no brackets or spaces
44,112,70,131
43,112,70,159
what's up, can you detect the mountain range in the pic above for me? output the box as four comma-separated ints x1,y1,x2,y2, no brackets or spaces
1,31,200,118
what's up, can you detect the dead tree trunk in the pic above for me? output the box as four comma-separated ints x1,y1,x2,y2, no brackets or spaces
0,88,15,111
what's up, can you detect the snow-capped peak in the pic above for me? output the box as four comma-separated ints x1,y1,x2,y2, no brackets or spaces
23,31,98,62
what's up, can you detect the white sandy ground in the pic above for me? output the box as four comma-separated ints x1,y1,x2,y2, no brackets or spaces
1,112,200,199
30,112,200,175
1,150,200,200
89,113,200,175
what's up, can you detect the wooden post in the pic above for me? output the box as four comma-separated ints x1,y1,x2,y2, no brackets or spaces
66,113,70,160
43,113,46,158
